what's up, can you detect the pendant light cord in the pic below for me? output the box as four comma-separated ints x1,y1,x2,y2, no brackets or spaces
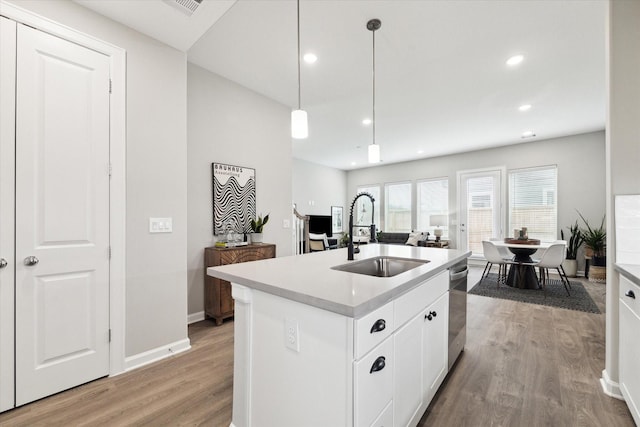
372,26,376,146
297,0,302,110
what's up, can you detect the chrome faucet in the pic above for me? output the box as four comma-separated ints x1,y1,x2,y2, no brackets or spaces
348,192,377,260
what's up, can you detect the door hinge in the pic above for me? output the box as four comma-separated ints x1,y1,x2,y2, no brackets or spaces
108,163,112,177
109,79,112,94
108,246,112,259
109,329,112,342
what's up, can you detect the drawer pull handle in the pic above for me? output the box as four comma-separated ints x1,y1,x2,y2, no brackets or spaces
625,290,636,299
370,356,386,374
370,319,386,334
24,256,39,266
425,311,437,321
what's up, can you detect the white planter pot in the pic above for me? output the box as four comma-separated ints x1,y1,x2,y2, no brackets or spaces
251,233,263,244
562,259,578,278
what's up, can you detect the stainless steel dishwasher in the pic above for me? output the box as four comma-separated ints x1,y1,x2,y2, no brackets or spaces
448,260,468,369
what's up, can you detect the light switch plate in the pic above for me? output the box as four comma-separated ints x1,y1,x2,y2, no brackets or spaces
149,217,172,233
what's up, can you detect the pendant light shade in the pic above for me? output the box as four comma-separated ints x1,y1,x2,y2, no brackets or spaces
292,0,308,139
368,143,380,164
367,19,381,163
291,109,308,139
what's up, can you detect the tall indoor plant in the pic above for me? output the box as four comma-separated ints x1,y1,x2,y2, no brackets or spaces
577,211,606,282
560,221,583,277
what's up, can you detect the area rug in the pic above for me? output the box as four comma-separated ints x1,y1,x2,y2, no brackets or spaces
469,273,601,314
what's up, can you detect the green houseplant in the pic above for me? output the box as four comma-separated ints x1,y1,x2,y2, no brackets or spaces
560,221,583,277
250,213,269,243
577,211,606,283
577,212,606,260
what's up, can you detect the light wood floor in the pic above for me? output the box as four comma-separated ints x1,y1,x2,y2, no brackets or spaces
0,268,634,426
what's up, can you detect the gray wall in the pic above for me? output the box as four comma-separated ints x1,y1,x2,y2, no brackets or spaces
293,158,348,218
604,0,640,390
187,63,293,317
347,131,606,268
9,0,189,357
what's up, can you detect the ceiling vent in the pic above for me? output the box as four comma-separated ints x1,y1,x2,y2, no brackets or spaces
163,0,203,16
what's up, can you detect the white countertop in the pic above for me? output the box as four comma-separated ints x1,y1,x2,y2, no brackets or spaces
616,264,640,287
207,244,471,318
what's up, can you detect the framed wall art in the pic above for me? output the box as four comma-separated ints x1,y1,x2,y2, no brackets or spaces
331,205,343,234
212,163,256,235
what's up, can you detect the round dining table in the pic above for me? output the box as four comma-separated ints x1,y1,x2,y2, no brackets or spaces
492,239,563,290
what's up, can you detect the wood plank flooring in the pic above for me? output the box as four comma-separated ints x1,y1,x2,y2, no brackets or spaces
0,268,634,426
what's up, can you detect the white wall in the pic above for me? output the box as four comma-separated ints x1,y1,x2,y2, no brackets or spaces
7,0,189,358
602,0,640,398
293,159,348,217
347,131,605,268
187,63,293,317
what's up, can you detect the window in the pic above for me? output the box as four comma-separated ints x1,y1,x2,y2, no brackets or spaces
509,166,557,241
355,185,380,232
385,182,412,232
417,178,449,238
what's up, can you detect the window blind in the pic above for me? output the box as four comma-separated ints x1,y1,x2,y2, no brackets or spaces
417,178,449,237
384,182,412,232
508,166,557,241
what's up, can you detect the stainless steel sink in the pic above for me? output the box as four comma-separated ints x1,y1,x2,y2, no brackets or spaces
331,256,430,278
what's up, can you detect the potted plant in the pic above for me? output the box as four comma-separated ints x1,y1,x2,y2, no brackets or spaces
560,221,583,277
250,213,269,243
577,211,606,282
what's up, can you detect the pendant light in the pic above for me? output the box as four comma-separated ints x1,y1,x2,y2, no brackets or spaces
367,19,381,163
291,0,308,139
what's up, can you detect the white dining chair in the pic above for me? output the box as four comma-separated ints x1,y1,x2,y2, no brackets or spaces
482,240,516,288
535,242,571,296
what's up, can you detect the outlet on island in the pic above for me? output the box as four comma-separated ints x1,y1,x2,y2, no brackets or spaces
285,318,300,352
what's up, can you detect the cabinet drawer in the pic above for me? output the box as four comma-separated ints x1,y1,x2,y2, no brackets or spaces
355,301,394,359
620,276,640,317
395,270,448,328
354,337,393,427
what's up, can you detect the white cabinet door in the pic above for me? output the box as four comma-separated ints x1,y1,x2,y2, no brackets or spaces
14,23,111,406
393,313,423,427
423,293,449,404
0,16,17,414
354,338,394,427
620,277,640,425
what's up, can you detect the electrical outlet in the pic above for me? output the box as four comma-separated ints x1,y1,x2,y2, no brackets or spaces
283,219,290,229
285,318,300,352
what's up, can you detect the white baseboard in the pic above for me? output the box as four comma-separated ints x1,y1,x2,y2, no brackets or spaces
600,369,624,400
123,338,191,372
188,311,205,324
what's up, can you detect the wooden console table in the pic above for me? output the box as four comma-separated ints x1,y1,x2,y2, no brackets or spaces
204,243,276,325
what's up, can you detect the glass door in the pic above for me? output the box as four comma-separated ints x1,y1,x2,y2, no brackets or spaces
458,169,504,257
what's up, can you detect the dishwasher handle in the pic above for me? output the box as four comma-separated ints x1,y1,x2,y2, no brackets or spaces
450,266,468,281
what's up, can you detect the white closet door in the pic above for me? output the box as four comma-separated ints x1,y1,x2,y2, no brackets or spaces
14,23,111,406
0,16,17,413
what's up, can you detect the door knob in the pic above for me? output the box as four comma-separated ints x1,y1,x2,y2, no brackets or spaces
0,258,7,269
24,256,39,266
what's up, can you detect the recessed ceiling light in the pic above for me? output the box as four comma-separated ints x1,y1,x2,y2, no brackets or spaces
362,118,372,126
521,130,536,138
506,55,524,66
303,53,317,64
351,161,357,166
417,150,424,154
518,104,532,111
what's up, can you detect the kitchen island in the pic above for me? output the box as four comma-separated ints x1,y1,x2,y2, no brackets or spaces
208,244,471,427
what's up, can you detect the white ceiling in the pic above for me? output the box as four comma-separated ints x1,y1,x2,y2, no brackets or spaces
76,0,606,171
